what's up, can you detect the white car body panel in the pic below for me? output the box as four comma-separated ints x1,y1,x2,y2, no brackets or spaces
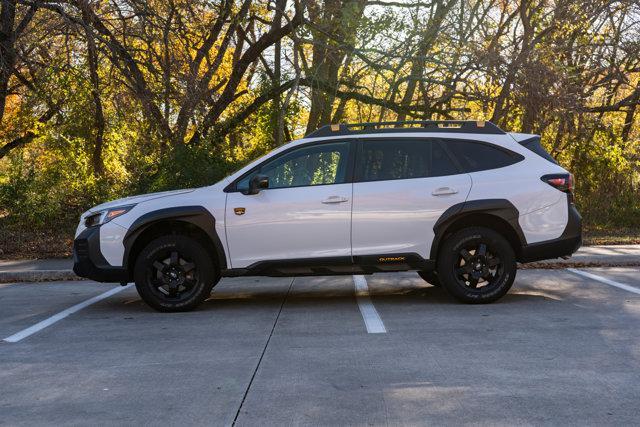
462,134,568,243
89,189,196,213
99,221,128,266
352,174,472,259
225,183,352,268
519,197,569,244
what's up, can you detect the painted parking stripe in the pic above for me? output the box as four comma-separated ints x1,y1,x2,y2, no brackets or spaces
3,284,133,343
353,275,387,334
567,268,640,295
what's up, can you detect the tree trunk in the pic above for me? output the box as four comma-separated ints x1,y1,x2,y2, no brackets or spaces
81,5,105,175
305,0,366,134
396,0,455,124
272,0,285,147
0,0,17,125
0,105,58,159
621,84,639,143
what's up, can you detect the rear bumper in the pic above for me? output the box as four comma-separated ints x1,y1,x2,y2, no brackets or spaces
519,200,582,263
73,227,129,283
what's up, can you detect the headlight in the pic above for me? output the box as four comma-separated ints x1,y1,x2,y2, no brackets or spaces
84,205,136,228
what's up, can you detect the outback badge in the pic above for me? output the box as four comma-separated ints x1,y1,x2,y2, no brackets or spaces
234,207,246,216
378,256,405,263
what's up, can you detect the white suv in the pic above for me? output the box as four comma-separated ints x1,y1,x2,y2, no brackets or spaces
73,121,581,311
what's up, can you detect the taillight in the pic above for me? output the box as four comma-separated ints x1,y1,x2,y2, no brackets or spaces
541,173,574,202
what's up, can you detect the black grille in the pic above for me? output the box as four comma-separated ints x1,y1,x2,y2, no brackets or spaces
74,239,89,258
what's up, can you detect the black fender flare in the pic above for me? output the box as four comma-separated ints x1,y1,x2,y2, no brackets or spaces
430,199,526,259
122,206,227,271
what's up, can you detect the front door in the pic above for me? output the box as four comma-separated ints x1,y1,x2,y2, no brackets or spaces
351,137,471,260
225,140,354,268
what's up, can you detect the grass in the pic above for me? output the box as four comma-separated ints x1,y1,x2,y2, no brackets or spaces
0,221,74,260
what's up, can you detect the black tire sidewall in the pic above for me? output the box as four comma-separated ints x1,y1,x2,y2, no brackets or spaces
437,227,516,303
134,235,218,312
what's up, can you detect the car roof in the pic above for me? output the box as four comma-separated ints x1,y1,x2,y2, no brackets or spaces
222,122,524,185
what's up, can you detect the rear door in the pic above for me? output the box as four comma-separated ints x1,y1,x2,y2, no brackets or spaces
351,137,471,260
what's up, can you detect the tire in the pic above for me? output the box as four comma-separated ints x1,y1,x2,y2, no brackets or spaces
134,235,219,312
437,227,516,304
418,270,440,286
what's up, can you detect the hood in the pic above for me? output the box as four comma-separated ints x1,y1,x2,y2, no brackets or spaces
88,189,196,212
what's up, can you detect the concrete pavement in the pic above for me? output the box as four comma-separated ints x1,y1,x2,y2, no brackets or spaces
2,267,640,425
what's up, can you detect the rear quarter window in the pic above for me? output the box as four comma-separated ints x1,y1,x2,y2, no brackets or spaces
444,139,524,173
519,136,559,164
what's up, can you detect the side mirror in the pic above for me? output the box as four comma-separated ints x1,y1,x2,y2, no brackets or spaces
246,174,269,195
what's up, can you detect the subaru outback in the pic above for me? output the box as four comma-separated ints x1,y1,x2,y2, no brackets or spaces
73,121,581,311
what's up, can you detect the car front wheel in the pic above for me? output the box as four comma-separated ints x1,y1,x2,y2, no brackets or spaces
437,227,516,303
134,235,219,312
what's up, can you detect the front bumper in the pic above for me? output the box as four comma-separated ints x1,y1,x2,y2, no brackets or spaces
519,198,582,263
73,227,129,283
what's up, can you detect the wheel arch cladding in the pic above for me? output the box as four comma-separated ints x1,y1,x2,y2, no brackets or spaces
123,206,227,275
431,199,526,261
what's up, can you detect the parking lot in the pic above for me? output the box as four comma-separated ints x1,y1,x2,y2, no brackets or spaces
1,267,640,426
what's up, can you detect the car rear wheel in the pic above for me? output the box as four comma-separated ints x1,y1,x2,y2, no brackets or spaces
134,235,219,312
437,227,516,303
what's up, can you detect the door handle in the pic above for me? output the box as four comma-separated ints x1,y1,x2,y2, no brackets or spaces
432,187,458,196
322,196,349,204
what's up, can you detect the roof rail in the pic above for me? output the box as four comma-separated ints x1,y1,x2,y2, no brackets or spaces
305,120,505,138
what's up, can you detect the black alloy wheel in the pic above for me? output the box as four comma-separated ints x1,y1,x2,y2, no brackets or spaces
437,227,516,303
454,242,502,290
134,235,219,312
148,250,199,300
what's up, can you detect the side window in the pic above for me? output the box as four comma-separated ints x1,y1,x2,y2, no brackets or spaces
236,141,350,191
445,139,524,172
431,141,460,177
356,139,459,182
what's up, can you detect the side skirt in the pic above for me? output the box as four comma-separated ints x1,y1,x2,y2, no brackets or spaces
222,253,434,277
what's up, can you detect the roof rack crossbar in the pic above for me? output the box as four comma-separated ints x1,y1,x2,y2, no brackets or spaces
305,120,505,138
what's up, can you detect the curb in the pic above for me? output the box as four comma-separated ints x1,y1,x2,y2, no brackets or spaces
0,270,80,283
519,261,640,269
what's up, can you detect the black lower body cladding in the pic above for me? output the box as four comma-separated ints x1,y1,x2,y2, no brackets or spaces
73,226,128,282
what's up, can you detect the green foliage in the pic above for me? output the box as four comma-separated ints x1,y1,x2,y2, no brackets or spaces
545,122,640,229
142,143,238,193
0,135,112,228
1,0,638,246
0,136,242,230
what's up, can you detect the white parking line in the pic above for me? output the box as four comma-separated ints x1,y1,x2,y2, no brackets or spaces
353,275,387,334
567,268,640,295
3,284,133,343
